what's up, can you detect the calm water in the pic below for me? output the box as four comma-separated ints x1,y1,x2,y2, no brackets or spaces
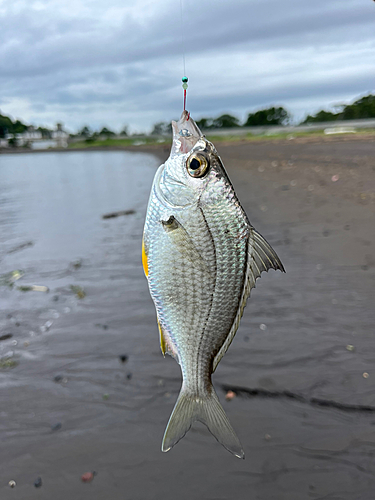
0,150,159,275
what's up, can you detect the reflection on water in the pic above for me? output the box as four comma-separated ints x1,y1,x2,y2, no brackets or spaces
0,151,159,267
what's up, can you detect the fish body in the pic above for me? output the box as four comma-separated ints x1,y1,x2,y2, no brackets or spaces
143,111,284,458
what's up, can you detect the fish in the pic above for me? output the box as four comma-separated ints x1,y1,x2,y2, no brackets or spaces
142,110,285,458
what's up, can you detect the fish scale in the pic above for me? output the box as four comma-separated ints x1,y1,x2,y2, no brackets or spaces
143,110,285,458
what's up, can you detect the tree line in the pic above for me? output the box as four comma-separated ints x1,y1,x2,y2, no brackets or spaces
0,113,55,139
1,93,374,140
151,107,290,135
302,94,375,123
151,93,375,133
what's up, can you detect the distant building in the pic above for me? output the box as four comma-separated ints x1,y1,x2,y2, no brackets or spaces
1,123,69,149
17,126,42,145
52,123,69,148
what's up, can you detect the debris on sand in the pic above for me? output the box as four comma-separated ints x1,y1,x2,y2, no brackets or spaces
8,480,16,488
119,354,128,363
34,477,42,488
0,270,24,287
0,357,18,370
0,334,13,341
102,209,135,219
69,259,83,271
7,241,33,254
70,285,86,299
81,472,96,483
17,285,49,293
225,390,236,401
51,422,62,432
95,323,108,330
40,321,53,333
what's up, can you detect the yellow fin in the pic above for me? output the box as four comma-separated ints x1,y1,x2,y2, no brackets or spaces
157,319,167,356
142,238,148,277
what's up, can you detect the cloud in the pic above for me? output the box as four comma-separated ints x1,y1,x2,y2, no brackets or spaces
0,0,374,131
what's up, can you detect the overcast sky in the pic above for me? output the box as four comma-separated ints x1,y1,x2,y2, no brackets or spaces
0,0,374,132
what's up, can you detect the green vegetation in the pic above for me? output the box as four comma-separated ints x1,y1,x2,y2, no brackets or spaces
70,285,86,299
151,122,172,135
0,113,26,137
2,92,375,148
302,94,375,123
244,107,290,126
0,358,18,370
69,136,166,149
196,114,240,129
99,127,115,136
0,112,54,138
206,128,375,143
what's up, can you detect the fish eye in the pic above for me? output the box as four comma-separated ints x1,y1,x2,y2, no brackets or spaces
186,153,209,178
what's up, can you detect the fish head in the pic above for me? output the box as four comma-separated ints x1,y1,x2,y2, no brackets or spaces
156,111,230,208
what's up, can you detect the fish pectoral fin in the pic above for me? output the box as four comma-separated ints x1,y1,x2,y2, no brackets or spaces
161,215,209,274
212,228,285,372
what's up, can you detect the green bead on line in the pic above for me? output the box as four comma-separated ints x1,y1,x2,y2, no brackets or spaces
182,83,188,90
182,76,188,83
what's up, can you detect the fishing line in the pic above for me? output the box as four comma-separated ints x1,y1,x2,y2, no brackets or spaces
180,0,188,113
180,0,186,77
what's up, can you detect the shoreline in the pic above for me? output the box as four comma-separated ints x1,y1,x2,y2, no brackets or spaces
1,136,375,499
0,131,374,160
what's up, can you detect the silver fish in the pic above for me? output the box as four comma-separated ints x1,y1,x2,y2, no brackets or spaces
142,111,284,458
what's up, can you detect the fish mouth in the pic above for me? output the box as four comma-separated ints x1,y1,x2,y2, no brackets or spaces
170,111,203,157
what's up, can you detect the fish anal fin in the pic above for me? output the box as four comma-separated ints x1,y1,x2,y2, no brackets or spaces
212,228,285,372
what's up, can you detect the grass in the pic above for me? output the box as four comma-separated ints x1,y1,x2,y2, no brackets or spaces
207,128,375,143
69,137,167,149
69,128,375,150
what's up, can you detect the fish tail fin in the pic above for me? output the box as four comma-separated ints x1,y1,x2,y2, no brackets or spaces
162,385,244,459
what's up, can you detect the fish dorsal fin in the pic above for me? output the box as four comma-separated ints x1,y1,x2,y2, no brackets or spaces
212,228,285,372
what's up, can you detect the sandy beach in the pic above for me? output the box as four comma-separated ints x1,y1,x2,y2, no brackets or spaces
1,135,375,499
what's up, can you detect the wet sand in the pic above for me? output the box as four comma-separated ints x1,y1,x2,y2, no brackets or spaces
1,136,375,499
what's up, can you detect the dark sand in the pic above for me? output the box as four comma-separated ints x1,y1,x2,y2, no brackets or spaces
1,136,375,499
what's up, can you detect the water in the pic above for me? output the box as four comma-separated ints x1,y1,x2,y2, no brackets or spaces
0,150,158,274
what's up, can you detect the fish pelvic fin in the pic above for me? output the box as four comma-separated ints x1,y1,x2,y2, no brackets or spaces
157,318,167,356
141,237,148,277
162,385,244,459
